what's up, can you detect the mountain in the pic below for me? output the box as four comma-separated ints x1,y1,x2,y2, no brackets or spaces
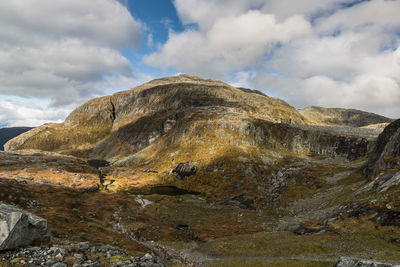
3,75,400,266
5,75,305,156
299,106,393,127
0,127,32,150
4,75,380,199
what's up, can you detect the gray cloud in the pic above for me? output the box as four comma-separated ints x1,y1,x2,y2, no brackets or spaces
0,0,143,109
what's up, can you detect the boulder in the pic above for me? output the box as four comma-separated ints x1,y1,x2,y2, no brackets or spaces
0,202,50,251
171,162,197,180
335,257,400,267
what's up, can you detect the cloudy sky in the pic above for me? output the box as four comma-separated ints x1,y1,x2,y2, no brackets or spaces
0,0,399,126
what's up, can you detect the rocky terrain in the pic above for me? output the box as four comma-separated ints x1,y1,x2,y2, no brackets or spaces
1,75,400,266
1,241,165,267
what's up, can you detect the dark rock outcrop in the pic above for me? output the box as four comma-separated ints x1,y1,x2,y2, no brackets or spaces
292,225,327,235
362,119,400,178
0,202,50,251
171,162,198,180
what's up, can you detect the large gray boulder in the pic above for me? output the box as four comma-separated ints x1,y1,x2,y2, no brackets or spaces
0,202,50,251
335,257,400,267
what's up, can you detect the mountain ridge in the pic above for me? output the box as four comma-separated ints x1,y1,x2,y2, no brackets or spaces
299,105,393,128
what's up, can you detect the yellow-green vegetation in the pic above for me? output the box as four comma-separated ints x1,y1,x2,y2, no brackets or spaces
194,221,400,261
91,254,105,261
109,255,132,263
10,257,26,264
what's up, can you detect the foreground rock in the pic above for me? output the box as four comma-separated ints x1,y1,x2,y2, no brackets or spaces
335,256,400,267
0,242,166,266
0,202,50,251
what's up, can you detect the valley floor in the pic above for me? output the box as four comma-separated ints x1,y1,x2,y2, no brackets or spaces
1,151,400,266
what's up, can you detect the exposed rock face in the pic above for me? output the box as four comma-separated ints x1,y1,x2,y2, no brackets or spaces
0,202,50,251
335,256,399,267
264,123,376,161
362,119,400,179
300,106,393,128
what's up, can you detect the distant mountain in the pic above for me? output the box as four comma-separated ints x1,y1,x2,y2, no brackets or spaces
0,127,33,150
299,106,394,127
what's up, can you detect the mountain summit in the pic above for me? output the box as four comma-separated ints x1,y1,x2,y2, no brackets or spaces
4,74,386,199
5,74,304,157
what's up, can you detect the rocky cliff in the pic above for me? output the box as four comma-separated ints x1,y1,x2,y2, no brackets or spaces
299,106,393,128
362,119,400,178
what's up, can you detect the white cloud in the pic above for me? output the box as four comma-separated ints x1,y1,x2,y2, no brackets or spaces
0,0,144,126
148,0,400,118
315,0,400,33
173,0,353,28
0,100,70,127
249,42,400,117
251,0,400,117
0,0,141,49
301,74,400,110
144,10,311,78
173,0,265,31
